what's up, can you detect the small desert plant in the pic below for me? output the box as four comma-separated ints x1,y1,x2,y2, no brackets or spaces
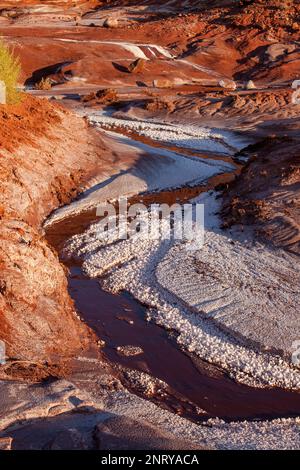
35,77,52,91
0,40,21,104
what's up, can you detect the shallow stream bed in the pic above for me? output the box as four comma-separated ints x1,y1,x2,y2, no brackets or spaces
45,130,300,424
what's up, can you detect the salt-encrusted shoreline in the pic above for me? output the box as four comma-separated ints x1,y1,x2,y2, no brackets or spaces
87,112,250,155
45,129,234,226
63,192,300,389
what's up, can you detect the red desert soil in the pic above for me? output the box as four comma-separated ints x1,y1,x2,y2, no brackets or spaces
0,95,119,378
0,1,298,89
0,94,62,152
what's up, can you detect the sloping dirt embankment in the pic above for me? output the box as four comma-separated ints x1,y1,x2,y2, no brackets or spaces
0,95,112,378
222,137,300,256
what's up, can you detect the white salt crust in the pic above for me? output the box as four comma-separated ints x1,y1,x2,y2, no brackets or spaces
88,113,245,154
45,130,233,225
64,193,300,389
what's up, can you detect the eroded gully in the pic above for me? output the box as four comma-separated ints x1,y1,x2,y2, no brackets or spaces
45,132,300,424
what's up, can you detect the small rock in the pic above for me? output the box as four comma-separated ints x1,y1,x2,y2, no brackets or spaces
81,88,118,105
103,17,119,29
95,88,118,104
219,79,237,91
128,58,146,74
117,315,134,325
153,79,173,89
246,80,256,90
116,345,143,357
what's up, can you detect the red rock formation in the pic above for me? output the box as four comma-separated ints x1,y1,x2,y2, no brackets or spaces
0,95,114,373
222,137,300,256
0,1,297,90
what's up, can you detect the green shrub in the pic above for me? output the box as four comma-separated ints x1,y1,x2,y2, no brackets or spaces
0,40,21,104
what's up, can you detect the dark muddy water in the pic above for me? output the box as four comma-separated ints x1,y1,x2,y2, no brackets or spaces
45,142,300,423
65,264,300,422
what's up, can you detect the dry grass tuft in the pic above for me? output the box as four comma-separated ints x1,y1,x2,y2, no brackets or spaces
0,40,21,104
35,77,52,91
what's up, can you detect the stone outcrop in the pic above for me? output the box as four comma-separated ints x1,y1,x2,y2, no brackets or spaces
128,58,146,74
103,17,119,28
222,138,300,256
219,79,237,90
0,95,113,374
